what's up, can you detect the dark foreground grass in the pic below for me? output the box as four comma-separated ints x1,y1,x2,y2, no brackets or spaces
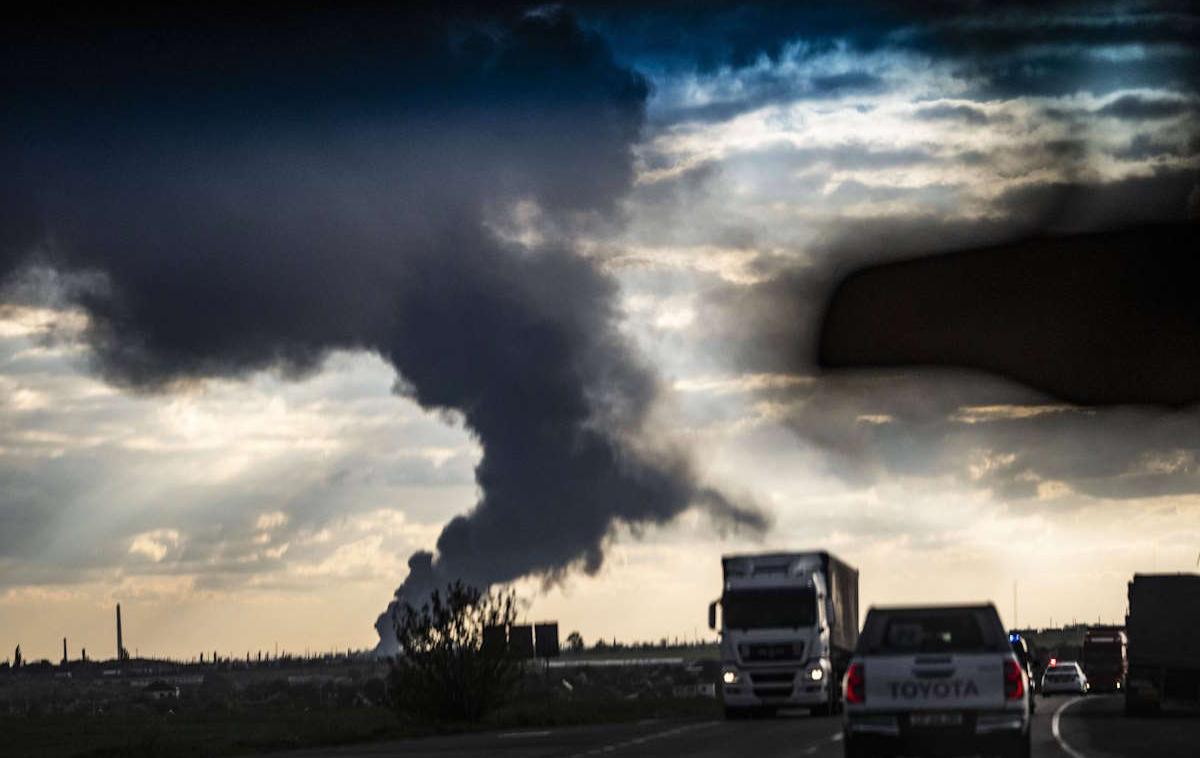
2,696,720,757
1,708,405,758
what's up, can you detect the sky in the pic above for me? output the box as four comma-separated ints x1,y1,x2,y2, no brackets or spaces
2,2,1199,663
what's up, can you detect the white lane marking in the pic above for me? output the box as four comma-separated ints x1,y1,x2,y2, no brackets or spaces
1051,696,1090,758
795,733,842,754
562,721,719,758
498,730,553,739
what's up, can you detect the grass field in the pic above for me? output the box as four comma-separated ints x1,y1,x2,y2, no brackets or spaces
2,695,720,757
1,708,403,758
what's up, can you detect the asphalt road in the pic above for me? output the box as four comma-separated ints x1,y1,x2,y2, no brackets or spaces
281,695,1199,758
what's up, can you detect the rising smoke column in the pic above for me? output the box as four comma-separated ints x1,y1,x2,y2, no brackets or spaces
0,6,765,656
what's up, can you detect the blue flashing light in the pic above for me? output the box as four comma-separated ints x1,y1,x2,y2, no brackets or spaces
1009,633,1021,643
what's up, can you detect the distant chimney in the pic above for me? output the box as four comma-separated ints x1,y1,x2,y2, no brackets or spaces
116,603,129,662
62,637,68,666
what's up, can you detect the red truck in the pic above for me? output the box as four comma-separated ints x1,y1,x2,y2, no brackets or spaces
1082,627,1127,693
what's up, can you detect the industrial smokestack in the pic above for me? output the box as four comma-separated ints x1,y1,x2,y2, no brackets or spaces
116,603,125,662
62,637,67,666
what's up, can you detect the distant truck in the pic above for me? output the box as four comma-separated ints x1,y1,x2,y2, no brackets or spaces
708,551,859,718
1124,573,1200,713
1081,626,1126,693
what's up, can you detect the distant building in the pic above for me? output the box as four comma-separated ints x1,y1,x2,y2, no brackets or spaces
534,622,560,658
508,625,535,659
143,681,179,700
482,625,507,654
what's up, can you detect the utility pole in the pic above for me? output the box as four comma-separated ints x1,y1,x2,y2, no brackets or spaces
1013,581,1018,629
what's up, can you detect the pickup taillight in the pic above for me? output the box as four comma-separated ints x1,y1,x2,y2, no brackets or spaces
845,662,865,704
1004,659,1024,700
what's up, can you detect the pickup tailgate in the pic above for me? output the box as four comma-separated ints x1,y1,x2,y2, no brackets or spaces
866,653,1006,710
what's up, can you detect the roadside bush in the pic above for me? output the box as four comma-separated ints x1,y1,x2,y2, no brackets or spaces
387,582,519,722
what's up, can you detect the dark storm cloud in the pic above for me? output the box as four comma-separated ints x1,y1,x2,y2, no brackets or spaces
582,2,901,73
589,1,1199,124
908,2,1199,55
765,372,1200,503
1098,94,1198,120
914,104,990,125
1114,132,1200,160
0,6,763,646
728,141,936,177
893,2,1200,99
653,69,885,125
991,168,1200,232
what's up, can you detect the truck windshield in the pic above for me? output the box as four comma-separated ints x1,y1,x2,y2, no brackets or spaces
722,588,816,629
1084,640,1124,662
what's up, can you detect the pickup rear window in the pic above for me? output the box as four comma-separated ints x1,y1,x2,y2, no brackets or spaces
861,608,1005,654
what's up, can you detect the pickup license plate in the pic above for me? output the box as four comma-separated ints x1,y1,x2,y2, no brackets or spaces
910,712,963,727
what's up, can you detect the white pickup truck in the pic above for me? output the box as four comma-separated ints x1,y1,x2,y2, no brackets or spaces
842,604,1030,758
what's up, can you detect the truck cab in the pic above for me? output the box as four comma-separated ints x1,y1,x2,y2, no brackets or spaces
709,551,858,718
1082,628,1126,693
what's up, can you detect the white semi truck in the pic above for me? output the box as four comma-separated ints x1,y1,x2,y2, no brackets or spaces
708,551,859,718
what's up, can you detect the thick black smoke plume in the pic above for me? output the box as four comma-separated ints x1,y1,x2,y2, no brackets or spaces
0,6,764,655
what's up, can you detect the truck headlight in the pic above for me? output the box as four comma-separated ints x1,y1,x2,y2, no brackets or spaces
808,667,824,682
722,668,741,685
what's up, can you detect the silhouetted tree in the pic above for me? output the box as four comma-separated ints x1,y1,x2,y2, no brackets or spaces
565,631,584,654
388,581,519,722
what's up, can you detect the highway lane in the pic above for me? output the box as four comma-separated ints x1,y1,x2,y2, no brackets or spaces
279,696,1195,757
1048,693,1200,758
279,712,842,758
